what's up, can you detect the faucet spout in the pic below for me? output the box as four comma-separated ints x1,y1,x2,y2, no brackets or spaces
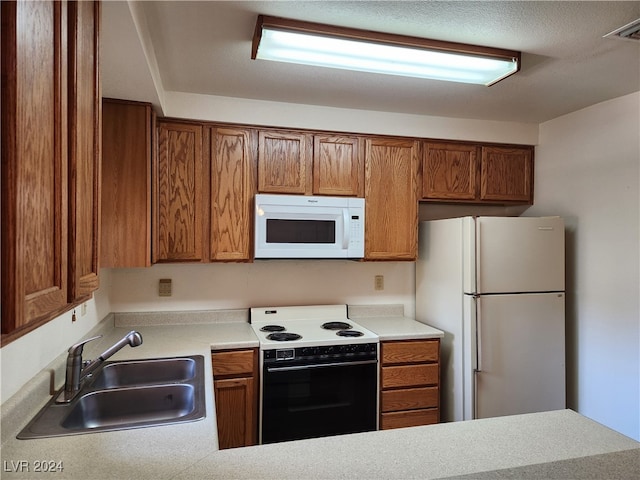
56,330,143,403
82,331,143,379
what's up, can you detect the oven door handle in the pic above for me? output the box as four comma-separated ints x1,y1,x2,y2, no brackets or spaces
266,359,377,372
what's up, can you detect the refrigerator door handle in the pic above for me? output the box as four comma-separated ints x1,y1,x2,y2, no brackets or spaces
474,295,482,420
475,295,482,373
475,218,481,294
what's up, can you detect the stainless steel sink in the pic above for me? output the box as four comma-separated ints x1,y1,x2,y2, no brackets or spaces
17,355,205,439
91,357,196,389
62,384,198,430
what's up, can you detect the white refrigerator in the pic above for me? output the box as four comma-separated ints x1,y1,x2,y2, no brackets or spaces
416,216,566,422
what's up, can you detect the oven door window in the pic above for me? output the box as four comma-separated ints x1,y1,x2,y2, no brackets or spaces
262,361,377,444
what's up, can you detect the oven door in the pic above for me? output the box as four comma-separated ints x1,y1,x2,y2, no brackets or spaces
261,359,378,444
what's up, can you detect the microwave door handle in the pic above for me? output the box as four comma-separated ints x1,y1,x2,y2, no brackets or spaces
343,209,350,248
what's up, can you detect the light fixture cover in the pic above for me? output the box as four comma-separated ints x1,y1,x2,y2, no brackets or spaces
252,15,521,86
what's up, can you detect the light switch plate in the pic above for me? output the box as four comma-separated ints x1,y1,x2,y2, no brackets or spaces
159,278,172,297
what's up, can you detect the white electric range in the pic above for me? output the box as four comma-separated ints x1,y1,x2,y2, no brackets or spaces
249,304,379,445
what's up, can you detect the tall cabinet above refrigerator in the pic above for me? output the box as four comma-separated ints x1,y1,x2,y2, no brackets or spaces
416,216,566,422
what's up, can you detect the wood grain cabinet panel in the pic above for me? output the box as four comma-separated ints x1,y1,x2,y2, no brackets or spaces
211,350,255,376
214,377,255,450
2,0,68,335
382,364,439,389
68,0,101,301
101,99,153,268
364,137,420,260
155,121,205,262
2,0,101,341
423,142,478,201
422,141,533,205
382,340,439,363
381,386,439,412
379,339,440,430
210,127,256,261
480,146,533,203
381,408,439,430
313,135,363,196
211,349,258,449
258,130,312,194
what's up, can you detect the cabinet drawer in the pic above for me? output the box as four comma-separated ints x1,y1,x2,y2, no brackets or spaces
382,364,438,389
380,408,439,430
382,340,439,365
211,350,254,376
381,386,438,413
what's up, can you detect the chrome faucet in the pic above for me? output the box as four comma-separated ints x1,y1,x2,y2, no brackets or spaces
56,330,143,403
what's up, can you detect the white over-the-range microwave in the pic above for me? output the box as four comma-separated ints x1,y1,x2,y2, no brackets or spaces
254,194,365,259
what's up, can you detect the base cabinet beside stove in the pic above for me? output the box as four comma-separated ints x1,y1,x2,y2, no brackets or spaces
380,339,440,430
211,348,259,449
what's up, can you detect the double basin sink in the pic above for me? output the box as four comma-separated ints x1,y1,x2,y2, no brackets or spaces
18,355,206,439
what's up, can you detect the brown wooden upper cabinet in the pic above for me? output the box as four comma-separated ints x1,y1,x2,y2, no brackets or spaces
258,130,364,197
155,121,206,262
364,137,420,260
210,127,257,261
422,142,478,201
258,130,312,194
422,141,533,204
154,120,256,263
68,0,101,301
480,146,533,203
313,135,364,197
101,99,154,268
1,0,101,341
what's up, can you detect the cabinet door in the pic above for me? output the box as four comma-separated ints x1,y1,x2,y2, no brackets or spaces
1,0,69,335
155,121,205,262
313,135,363,196
68,0,101,300
214,377,256,449
480,146,533,203
364,138,420,260
258,130,312,194
210,127,256,261
101,99,153,268
423,142,478,201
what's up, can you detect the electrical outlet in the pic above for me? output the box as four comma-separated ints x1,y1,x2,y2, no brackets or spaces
159,278,172,297
374,275,384,291
81,303,87,316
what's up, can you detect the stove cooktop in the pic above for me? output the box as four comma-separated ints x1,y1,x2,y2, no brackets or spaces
250,305,379,350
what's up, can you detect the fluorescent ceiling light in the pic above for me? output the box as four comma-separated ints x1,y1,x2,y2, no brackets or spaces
252,16,520,86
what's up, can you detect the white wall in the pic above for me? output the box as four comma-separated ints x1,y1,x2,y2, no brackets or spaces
0,270,113,403
108,261,415,317
526,92,640,441
164,91,538,145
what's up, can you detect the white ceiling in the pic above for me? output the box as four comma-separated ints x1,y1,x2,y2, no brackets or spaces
102,1,640,124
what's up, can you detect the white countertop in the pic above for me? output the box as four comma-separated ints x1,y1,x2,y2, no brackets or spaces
355,315,444,341
1,314,638,479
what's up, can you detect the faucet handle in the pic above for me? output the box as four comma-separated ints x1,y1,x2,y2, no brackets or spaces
67,335,102,356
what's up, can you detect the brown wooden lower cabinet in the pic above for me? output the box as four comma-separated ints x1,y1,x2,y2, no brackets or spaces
380,339,440,430
211,348,258,449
